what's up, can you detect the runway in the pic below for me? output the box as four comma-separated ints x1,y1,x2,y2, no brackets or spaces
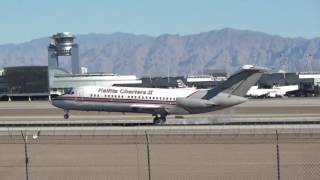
1,97,320,120
1,97,320,135
1,98,320,180
1,97,320,126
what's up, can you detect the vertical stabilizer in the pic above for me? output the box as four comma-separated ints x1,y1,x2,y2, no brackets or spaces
191,65,268,100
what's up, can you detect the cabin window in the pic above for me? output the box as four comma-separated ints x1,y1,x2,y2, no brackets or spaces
105,95,106,98
121,95,124,98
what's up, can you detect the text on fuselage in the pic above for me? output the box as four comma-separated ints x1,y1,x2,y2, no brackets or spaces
98,88,154,95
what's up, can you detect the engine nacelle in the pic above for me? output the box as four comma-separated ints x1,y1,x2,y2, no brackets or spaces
176,98,216,109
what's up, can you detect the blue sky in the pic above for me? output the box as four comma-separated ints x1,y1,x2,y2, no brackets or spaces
0,0,319,44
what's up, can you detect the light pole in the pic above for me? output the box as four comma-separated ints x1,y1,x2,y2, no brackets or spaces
276,130,281,180
145,131,151,180
21,131,29,180
20,130,40,180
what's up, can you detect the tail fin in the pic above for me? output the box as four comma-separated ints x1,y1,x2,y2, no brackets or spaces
176,79,187,88
201,65,268,99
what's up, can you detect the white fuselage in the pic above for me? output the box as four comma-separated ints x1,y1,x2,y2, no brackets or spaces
52,86,199,115
52,85,247,116
246,85,299,98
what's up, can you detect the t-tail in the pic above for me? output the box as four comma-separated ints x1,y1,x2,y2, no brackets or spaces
202,65,268,99
176,65,268,113
176,79,187,88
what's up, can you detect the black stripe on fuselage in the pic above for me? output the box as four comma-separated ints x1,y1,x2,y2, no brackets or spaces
54,96,177,105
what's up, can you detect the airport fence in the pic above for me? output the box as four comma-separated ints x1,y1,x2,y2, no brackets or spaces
0,129,320,180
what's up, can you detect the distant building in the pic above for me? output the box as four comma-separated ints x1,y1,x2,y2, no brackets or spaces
257,72,320,96
0,66,49,100
5,66,49,94
0,66,142,100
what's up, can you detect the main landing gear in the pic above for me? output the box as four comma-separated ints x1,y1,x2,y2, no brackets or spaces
153,114,167,124
64,110,69,119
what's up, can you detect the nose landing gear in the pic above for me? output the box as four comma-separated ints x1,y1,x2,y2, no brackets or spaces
64,110,69,119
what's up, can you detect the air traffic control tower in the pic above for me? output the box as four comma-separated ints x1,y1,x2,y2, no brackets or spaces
47,32,141,94
48,32,80,74
48,32,80,89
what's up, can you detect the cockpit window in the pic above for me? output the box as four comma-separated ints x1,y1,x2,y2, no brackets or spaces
64,88,75,95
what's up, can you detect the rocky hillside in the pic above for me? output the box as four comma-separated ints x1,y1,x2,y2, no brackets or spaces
0,28,319,76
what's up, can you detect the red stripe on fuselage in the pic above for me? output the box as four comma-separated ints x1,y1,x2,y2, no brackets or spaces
54,96,177,105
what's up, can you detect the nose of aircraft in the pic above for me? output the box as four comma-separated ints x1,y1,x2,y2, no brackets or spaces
51,96,65,109
50,97,59,107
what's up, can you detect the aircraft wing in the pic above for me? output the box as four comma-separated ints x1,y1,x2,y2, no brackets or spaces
130,104,163,109
130,104,167,114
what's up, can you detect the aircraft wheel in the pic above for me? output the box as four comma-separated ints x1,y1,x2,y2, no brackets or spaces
153,114,167,124
155,117,166,125
64,114,69,119
159,118,166,124
153,117,160,124
154,116,165,124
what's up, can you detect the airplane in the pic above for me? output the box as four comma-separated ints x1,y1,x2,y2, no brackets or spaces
176,79,187,88
176,79,196,89
51,65,267,124
246,85,299,98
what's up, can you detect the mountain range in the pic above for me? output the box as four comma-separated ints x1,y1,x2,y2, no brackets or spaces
0,28,319,76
